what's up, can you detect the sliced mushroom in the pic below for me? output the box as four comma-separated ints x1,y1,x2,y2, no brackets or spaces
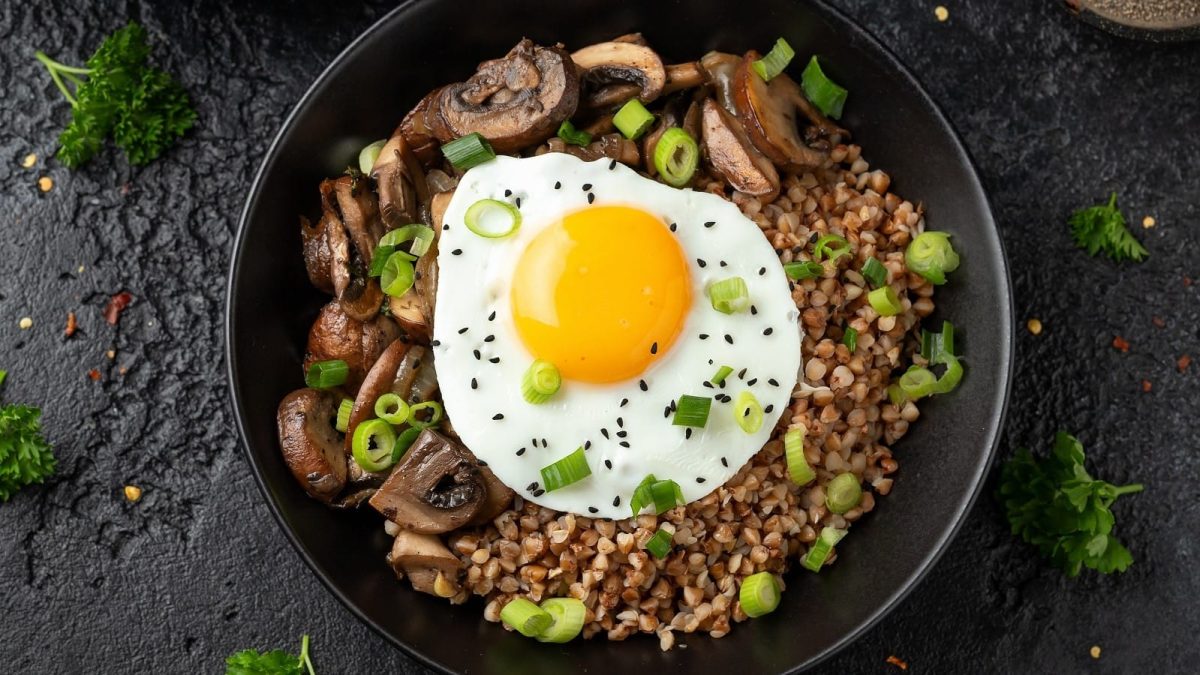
732,52,833,170
388,292,428,341
430,39,579,154
699,51,742,116
371,130,429,230
642,96,685,178
314,177,385,321
399,90,443,166
425,169,458,195
388,530,461,596
277,388,346,503
573,41,666,109
701,98,780,201
664,62,705,95
536,132,639,166
611,32,649,46
369,429,486,533
344,339,411,449
469,464,515,526
304,301,401,394
299,210,350,296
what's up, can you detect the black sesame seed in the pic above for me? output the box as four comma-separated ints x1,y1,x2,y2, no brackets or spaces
747,378,758,386
750,305,758,315
604,459,613,469
620,398,629,407
664,406,672,418
718,380,726,389
696,477,706,484
719,260,727,267
704,221,715,228
515,197,522,208
697,258,707,268
471,378,478,390
720,457,728,467
492,413,504,420
601,428,609,439
484,334,495,342
504,189,512,197
613,496,621,507
473,349,481,360
669,222,677,232
584,440,592,450
650,342,658,355
458,326,469,334
443,223,449,231
609,159,617,170
617,417,624,427
554,181,562,189
488,310,496,321
703,381,714,389
588,506,599,514
582,183,592,191
489,357,500,364
431,339,441,347
764,404,774,414
670,399,677,411
478,459,488,467
809,232,820,244
759,267,766,276
738,368,747,379
452,248,463,255
516,447,526,456
685,428,693,439
763,327,774,336
527,482,538,491
724,334,734,344
616,430,627,438
768,378,780,387
639,379,648,392
533,488,545,497
587,192,595,204
699,333,709,340
619,441,630,448
541,438,549,447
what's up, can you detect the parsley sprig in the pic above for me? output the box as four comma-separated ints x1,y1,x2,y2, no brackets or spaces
225,634,317,675
0,371,56,501
35,22,195,167
999,432,1143,577
1069,192,1148,263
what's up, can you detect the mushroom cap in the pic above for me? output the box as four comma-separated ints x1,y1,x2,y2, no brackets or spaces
399,89,443,167
388,530,460,595
369,429,487,534
277,388,347,503
431,39,580,154
370,131,429,230
469,464,516,526
304,301,402,394
732,51,828,170
701,97,781,201
572,41,667,109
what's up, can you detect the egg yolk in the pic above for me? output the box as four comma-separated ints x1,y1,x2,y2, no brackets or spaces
511,206,691,383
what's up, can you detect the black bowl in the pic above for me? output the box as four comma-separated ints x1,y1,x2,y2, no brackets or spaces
226,0,1013,671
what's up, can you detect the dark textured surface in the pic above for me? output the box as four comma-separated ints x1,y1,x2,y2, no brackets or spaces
0,1,1195,673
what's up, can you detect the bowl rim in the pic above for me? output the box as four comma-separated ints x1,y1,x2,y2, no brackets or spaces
225,1,1014,671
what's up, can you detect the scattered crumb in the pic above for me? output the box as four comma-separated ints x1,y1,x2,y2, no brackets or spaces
1090,645,1101,659
65,311,77,337
1142,216,1155,228
1112,336,1130,353
87,369,101,381
1026,318,1043,335
19,317,33,330
78,265,85,274
106,349,116,360
124,485,143,503
21,153,37,168
1152,316,1166,328
38,176,53,192
118,366,128,376
1179,355,1192,373
1141,379,1152,393
934,5,949,21
103,291,134,325
886,655,909,670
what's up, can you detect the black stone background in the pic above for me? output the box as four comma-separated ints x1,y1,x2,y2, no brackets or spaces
1,0,1197,673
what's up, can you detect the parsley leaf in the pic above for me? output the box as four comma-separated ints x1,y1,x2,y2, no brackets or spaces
225,635,316,675
1069,192,1148,263
0,402,56,502
998,432,1142,577
35,22,195,168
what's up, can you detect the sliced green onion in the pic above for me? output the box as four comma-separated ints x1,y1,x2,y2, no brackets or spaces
813,234,850,262
739,572,781,617
887,383,907,406
905,231,960,285
335,398,353,433
800,56,848,119
374,393,410,426
801,526,847,572
464,198,522,239
899,365,937,400
391,426,421,463
751,37,795,82
867,286,903,316
826,473,863,514
500,598,552,638
938,321,956,357
629,474,656,516
784,427,815,486
557,119,592,147
653,128,699,187
358,139,387,174
672,394,712,428
305,359,349,389
521,360,561,404
861,257,887,288
381,252,416,297
351,418,398,473
540,447,591,492
931,353,964,394
710,365,734,385
842,326,858,354
784,260,824,281
613,99,655,140
408,401,443,430
441,132,495,170
921,320,957,362
630,475,684,516
645,528,673,559
535,598,586,643
707,277,750,314
368,244,396,277
379,224,435,256
734,390,764,434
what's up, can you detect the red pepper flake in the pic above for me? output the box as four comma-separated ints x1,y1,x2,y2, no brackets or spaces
886,655,909,670
1141,379,1152,392
1185,276,1193,287
87,369,101,381
103,291,134,326
1112,336,1130,353
65,311,77,337
1151,317,1166,329
1179,355,1192,373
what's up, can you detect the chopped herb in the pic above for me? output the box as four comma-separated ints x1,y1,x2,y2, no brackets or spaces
998,432,1142,576
1069,193,1148,263
0,399,56,501
225,634,316,675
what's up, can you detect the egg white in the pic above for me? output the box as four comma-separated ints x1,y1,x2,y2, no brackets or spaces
433,153,801,519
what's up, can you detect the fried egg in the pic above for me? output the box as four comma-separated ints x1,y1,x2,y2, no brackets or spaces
433,153,801,518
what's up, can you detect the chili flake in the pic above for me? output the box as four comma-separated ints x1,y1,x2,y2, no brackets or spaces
87,369,101,381
1141,379,1151,393
1151,316,1165,328
1112,336,1130,353
886,655,909,670
103,291,134,325
1179,355,1192,373
65,311,77,337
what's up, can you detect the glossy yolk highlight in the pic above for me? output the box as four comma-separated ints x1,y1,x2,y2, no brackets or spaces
511,206,691,383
